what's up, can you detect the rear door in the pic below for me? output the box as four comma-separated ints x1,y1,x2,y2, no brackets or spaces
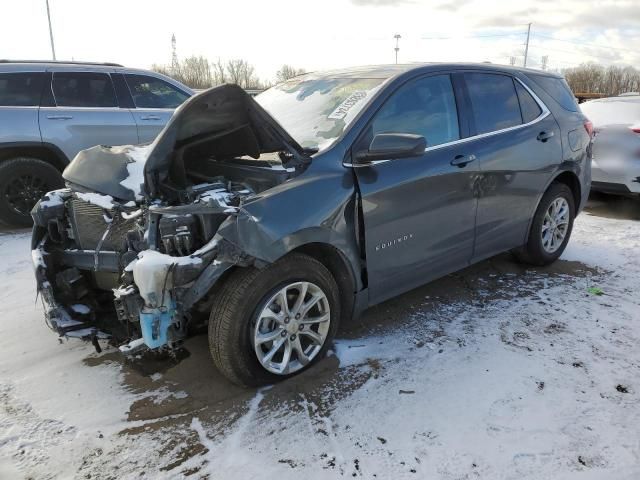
39,70,138,161
123,73,190,143
460,72,563,261
353,73,479,304
0,71,46,144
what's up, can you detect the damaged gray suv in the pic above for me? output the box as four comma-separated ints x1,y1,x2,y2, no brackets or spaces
31,64,592,386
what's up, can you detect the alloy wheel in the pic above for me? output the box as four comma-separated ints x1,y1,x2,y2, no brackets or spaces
252,281,331,375
541,197,570,254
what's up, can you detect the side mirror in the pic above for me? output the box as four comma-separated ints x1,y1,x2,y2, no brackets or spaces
355,133,426,163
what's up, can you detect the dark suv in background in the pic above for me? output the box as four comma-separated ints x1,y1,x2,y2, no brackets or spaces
31,63,591,386
0,61,192,226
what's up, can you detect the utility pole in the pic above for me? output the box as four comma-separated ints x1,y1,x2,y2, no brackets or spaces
509,56,516,66
45,0,56,60
541,55,548,71
394,34,401,64
523,23,531,68
171,34,179,75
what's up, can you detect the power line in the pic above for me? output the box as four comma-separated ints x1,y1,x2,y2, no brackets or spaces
532,33,638,55
528,45,622,61
421,32,527,40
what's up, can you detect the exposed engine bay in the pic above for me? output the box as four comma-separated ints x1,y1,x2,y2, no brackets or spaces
31,84,309,355
32,175,257,353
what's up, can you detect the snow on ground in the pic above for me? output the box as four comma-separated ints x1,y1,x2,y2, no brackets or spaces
1,209,639,479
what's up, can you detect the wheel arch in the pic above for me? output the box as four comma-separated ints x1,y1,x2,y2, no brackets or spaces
290,242,358,323
521,168,582,246
552,170,581,209
0,142,69,171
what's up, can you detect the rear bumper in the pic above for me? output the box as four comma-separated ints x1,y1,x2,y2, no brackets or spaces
591,181,639,196
592,158,640,195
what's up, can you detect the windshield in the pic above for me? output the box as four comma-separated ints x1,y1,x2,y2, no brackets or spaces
256,75,388,151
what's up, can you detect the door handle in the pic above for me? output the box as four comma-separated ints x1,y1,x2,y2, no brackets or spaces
451,154,476,168
537,131,554,142
140,115,161,121
46,114,73,120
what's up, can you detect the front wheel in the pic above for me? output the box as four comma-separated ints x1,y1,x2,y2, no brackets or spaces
208,253,341,387
515,182,576,266
0,157,63,227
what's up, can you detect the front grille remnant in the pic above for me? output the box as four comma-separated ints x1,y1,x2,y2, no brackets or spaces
70,197,138,252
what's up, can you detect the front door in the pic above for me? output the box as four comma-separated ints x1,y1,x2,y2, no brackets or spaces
39,71,138,161
123,73,190,143
353,74,479,304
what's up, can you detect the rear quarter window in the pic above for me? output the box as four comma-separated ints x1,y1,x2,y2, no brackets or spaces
514,81,543,123
0,72,45,106
528,74,579,112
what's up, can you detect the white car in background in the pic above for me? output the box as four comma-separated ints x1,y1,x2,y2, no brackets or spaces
581,93,640,197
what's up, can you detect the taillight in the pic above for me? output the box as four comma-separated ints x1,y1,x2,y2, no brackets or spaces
630,125,640,133
584,120,594,138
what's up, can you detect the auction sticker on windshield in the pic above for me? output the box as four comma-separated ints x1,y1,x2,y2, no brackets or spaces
327,91,368,120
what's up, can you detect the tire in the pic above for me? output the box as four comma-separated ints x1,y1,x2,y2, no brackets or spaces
0,157,64,227
208,253,341,387
515,182,576,266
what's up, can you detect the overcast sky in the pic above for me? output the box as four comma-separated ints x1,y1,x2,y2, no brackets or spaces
2,0,639,81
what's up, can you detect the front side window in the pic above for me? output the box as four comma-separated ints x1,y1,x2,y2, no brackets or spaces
125,74,188,109
0,72,45,106
368,74,460,147
465,73,522,134
52,72,117,107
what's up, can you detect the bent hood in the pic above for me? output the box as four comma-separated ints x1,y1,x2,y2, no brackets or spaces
63,84,306,201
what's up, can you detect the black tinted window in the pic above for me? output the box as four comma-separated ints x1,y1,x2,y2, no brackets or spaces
52,72,117,107
515,81,542,123
529,74,578,112
370,74,459,147
0,72,44,106
125,74,188,109
465,73,522,134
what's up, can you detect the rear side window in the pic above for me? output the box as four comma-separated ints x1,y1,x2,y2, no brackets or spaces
125,74,188,109
0,72,44,106
52,72,117,107
515,81,543,123
369,74,460,147
465,73,522,134
528,74,578,112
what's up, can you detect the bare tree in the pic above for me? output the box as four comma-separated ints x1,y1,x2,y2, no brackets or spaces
225,59,261,89
179,56,212,89
212,58,226,85
151,38,264,90
563,63,640,96
275,64,306,83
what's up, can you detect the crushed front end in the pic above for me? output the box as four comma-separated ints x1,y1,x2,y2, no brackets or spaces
31,181,255,354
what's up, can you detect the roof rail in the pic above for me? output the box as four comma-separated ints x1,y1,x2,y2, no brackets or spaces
0,60,124,67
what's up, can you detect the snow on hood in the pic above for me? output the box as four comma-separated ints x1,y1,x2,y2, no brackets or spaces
63,144,153,202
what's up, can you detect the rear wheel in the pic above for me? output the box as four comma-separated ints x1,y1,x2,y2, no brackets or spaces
0,157,63,227
208,253,340,387
515,182,575,266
